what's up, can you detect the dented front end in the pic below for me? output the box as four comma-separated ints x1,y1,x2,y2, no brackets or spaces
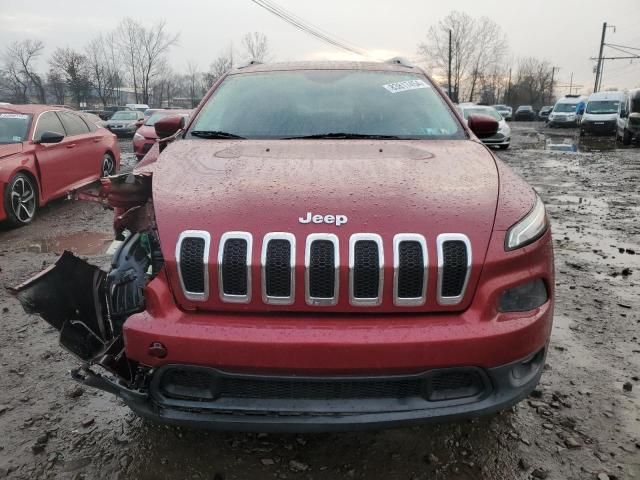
11,172,160,398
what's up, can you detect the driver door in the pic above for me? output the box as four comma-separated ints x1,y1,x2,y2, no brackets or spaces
32,111,76,201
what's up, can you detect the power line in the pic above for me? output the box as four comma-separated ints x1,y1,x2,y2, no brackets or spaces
250,0,369,57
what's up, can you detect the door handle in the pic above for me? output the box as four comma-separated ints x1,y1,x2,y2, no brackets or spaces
66,143,76,149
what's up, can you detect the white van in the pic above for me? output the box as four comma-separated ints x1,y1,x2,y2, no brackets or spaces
548,95,587,128
580,91,624,136
617,89,640,145
126,103,150,112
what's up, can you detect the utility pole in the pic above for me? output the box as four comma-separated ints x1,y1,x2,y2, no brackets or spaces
569,72,573,95
506,68,512,105
550,67,559,103
593,22,615,93
448,29,452,100
594,23,607,92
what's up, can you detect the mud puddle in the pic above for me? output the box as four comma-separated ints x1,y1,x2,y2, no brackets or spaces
26,231,113,255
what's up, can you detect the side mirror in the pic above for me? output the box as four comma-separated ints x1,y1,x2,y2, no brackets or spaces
37,131,65,144
135,119,144,128
155,115,185,138
467,114,499,139
620,109,628,119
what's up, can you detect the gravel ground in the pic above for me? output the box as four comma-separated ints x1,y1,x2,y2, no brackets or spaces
0,128,638,480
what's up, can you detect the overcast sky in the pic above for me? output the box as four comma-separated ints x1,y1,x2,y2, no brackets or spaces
1,0,639,92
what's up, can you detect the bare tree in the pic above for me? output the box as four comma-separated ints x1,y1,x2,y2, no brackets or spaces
185,60,202,108
205,45,234,87
418,11,507,103
4,39,47,103
85,33,121,107
465,18,507,102
511,57,554,108
46,69,66,105
50,47,91,107
242,32,269,62
116,18,144,102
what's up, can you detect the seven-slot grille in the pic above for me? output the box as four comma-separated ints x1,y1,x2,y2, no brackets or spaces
176,232,471,306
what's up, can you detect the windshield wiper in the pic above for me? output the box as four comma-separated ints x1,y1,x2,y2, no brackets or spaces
283,132,401,140
190,130,246,139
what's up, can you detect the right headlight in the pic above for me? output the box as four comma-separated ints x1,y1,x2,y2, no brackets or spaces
505,194,548,251
133,132,144,141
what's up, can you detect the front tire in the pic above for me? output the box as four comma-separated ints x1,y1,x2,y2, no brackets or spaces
4,173,38,227
622,129,632,146
101,153,116,177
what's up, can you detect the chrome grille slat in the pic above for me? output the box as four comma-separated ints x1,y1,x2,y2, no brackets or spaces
349,234,383,306
175,230,211,301
305,234,339,306
393,234,427,306
436,234,472,305
261,233,295,305
218,232,252,303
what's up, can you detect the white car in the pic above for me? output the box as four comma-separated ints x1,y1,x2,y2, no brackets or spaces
459,105,511,149
492,104,512,121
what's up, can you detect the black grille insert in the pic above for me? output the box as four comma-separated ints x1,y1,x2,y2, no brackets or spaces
222,238,248,296
397,241,424,298
179,237,206,293
308,240,335,298
157,367,488,404
265,239,292,298
441,240,468,297
353,240,380,298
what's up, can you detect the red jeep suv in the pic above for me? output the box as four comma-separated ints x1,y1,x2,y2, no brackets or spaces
13,60,554,431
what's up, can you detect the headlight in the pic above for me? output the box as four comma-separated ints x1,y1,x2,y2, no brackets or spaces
498,279,548,312
133,132,144,141
505,194,548,250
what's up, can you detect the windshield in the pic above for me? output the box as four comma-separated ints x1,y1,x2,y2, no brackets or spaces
462,107,502,121
111,111,137,120
189,70,464,139
0,113,31,144
586,100,619,114
554,103,577,113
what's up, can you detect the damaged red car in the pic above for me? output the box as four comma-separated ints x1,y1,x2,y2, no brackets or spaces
0,105,120,226
13,60,554,432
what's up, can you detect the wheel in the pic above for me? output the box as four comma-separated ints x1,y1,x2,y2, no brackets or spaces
101,153,116,177
498,144,510,150
579,129,584,137
4,173,38,227
622,129,632,146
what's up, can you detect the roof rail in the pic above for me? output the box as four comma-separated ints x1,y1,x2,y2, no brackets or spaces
385,57,414,68
237,60,263,69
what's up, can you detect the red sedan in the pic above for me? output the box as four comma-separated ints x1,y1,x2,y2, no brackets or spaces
132,109,191,160
0,105,120,226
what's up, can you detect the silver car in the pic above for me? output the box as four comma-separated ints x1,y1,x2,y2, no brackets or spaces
460,105,511,149
105,110,144,138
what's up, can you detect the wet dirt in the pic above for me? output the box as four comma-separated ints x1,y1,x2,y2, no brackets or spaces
0,130,639,479
25,232,114,256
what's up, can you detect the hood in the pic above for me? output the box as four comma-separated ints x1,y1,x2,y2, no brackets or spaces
137,125,157,139
0,142,23,160
150,139,499,313
583,112,617,122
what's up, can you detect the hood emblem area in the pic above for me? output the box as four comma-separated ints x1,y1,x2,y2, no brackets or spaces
299,212,348,227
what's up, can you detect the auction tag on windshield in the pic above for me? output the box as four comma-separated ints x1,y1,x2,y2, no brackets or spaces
0,113,29,119
383,79,430,93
